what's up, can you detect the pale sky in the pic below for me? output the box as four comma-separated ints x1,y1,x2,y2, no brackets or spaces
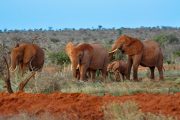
1,0,180,29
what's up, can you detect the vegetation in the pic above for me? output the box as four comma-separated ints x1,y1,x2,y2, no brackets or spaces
4,64,179,95
0,27,180,119
103,101,176,120
154,34,179,46
48,51,70,65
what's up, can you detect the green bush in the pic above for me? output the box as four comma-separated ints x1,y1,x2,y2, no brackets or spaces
173,51,180,57
48,51,70,65
154,34,179,46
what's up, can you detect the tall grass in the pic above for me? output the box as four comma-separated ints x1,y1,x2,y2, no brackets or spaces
22,64,180,96
1,63,180,96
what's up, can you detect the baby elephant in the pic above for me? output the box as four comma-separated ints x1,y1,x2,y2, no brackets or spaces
107,60,128,81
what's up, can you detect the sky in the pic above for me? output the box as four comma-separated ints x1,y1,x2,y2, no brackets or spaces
1,0,180,30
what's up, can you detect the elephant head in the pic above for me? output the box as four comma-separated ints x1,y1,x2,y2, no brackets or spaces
65,42,93,78
9,43,36,72
109,35,143,56
107,61,119,72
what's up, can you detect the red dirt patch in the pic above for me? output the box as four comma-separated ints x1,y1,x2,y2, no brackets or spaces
0,92,179,120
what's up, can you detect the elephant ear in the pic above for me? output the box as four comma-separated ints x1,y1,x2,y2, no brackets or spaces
15,43,20,48
65,42,74,56
77,44,94,65
23,45,36,64
122,37,143,56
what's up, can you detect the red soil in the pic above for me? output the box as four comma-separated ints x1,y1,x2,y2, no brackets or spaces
0,92,179,120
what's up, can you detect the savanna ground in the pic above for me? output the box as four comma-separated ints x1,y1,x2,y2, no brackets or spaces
0,63,180,120
0,28,180,120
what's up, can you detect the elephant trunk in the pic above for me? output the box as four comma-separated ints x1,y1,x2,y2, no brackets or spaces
72,63,78,78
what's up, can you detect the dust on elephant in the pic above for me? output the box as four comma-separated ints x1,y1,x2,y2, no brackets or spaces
9,43,45,74
65,42,109,81
107,60,128,81
109,35,164,81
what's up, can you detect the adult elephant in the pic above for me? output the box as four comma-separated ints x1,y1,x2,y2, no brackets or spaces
9,43,45,74
65,42,109,81
109,35,164,81
9,43,45,91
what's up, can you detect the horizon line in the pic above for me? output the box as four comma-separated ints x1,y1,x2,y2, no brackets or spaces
1,25,180,31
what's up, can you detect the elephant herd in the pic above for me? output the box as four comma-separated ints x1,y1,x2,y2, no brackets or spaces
9,35,164,86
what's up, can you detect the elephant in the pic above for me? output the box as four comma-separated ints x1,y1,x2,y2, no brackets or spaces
75,68,95,80
109,35,164,81
107,60,128,81
65,42,109,81
9,43,45,74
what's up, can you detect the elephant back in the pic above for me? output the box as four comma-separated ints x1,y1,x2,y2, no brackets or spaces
89,43,109,69
141,40,163,67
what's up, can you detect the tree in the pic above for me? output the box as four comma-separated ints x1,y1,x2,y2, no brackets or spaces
48,27,53,31
98,25,103,30
117,28,122,36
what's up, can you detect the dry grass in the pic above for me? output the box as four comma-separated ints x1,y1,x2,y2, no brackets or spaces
2,64,179,96
0,112,79,120
7,64,178,96
103,101,177,120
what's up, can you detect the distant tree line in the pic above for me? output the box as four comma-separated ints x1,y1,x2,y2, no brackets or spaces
1,26,180,33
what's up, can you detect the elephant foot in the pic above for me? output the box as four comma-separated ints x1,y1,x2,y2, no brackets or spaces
79,80,85,83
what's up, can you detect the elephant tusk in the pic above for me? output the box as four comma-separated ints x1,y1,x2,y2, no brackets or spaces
29,56,36,71
9,66,17,72
76,64,80,70
109,48,118,54
9,66,12,71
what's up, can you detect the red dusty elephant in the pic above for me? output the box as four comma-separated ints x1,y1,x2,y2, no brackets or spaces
9,43,45,91
109,35,164,81
9,43,45,74
65,42,109,81
107,60,128,81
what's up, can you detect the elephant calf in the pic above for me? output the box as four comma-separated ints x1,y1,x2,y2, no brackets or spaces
107,60,128,81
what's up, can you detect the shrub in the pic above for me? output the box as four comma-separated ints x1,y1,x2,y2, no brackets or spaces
50,38,59,43
154,34,179,46
48,51,70,65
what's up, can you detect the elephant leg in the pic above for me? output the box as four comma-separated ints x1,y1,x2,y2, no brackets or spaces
157,66,164,80
115,71,121,82
102,67,107,81
76,69,80,80
85,71,89,79
132,55,142,81
119,73,123,82
79,65,88,81
133,65,139,81
127,57,133,80
149,67,155,79
122,74,125,81
90,70,96,82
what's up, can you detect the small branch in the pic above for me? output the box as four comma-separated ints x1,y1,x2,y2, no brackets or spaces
18,72,36,92
3,56,13,93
